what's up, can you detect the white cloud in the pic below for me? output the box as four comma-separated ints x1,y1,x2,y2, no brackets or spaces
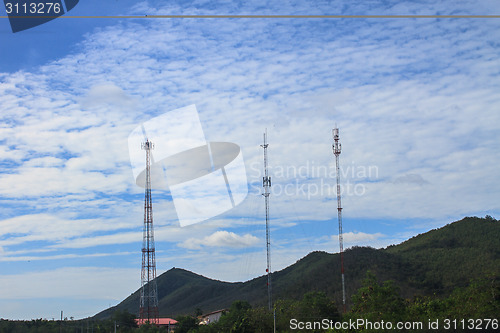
0,145,25,162
0,0,497,250
180,231,260,250
51,232,141,249
1,0,500,320
341,232,385,245
0,214,135,248
0,251,133,262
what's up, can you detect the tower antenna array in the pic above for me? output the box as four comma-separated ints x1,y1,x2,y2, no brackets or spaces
140,139,159,325
261,131,272,311
332,126,346,313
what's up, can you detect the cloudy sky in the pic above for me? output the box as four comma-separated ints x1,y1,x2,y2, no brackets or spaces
1,0,499,320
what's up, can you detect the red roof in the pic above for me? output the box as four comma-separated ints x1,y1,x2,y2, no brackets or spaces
136,318,178,326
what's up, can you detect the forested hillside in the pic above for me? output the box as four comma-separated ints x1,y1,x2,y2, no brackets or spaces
385,215,500,293
2,216,497,332
96,216,499,319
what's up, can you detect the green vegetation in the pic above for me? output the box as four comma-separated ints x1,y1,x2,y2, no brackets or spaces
2,274,498,332
187,292,339,333
344,272,499,332
2,216,498,332
385,216,500,294
0,309,139,333
94,216,498,319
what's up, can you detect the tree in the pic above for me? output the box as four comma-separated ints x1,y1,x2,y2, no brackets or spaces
175,315,198,333
112,309,138,331
444,275,500,318
298,291,339,323
212,300,252,333
351,271,407,322
274,292,339,332
136,322,161,333
246,306,273,333
274,299,299,331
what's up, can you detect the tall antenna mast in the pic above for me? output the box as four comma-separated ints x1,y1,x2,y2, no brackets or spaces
140,139,159,325
261,131,272,311
332,126,346,313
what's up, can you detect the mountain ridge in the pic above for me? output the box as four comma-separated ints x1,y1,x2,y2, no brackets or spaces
94,215,499,319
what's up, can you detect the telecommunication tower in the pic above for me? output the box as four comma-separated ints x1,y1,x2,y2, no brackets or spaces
332,127,346,313
140,139,159,325
261,131,272,311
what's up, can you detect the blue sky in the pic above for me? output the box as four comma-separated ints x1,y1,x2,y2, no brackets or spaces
1,0,500,320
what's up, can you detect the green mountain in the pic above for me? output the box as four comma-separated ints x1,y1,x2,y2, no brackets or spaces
385,215,500,293
94,216,499,319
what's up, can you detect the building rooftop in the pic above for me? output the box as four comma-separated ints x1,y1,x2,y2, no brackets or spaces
135,318,178,326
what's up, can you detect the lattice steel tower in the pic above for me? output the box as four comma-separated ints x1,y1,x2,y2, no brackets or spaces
261,131,272,311
332,126,346,313
140,139,159,324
